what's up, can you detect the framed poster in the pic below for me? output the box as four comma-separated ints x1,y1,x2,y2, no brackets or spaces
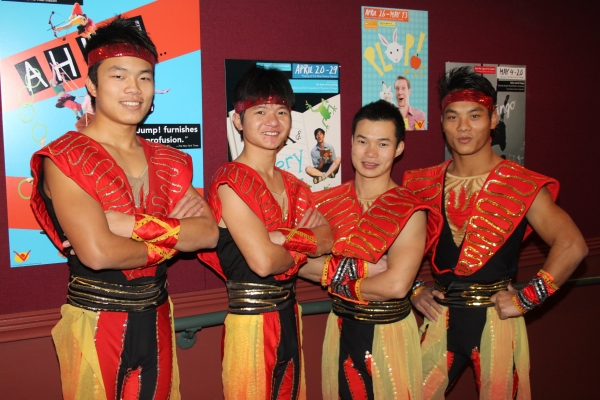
0,0,204,267
361,6,428,131
445,62,526,165
225,60,342,191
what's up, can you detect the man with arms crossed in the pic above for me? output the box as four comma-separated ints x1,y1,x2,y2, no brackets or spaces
30,17,218,399
301,100,442,399
198,66,333,399
403,67,587,399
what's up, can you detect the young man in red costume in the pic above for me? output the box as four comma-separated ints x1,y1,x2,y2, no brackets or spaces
198,66,333,399
299,100,443,399
402,67,588,399
30,17,218,400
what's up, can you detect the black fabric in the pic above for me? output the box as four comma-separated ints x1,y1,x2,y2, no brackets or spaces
332,296,410,324
216,227,277,282
272,306,301,400
38,166,167,287
338,318,375,400
116,308,160,399
226,279,297,314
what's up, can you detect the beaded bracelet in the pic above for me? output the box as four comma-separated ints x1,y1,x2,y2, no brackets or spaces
512,269,559,313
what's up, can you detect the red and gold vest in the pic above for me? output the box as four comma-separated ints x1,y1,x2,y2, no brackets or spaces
312,181,443,264
30,131,192,278
198,162,313,280
402,160,559,276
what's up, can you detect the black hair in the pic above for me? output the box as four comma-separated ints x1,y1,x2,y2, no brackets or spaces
438,66,497,114
314,127,325,139
232,65,295,121
352,100,405,145
83,15,158,87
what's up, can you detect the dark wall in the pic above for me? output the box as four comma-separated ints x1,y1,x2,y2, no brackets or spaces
1,0,599,314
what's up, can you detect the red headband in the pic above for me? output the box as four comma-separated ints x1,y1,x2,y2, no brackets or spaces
87,43,157,68
441,89,495,112
234,95,290,114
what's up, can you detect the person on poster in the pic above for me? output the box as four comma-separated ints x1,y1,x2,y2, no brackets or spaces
29,17,218,400
299,100,443,399
50,63,83,120
198,66,333,399
394,76,426,130
403,67,587,399
305,127,341,184
53,2,96,39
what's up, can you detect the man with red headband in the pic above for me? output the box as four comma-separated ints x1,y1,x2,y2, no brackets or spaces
30,17,218,400
198,65,333,399
300,100,443,399
402,66,587,399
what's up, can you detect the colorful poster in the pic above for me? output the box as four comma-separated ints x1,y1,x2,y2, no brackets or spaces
225,60,342,191
361,6,428,131
444,63,526,165
0,0,204,267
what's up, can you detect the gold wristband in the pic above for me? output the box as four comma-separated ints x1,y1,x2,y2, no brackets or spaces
321,255,333,287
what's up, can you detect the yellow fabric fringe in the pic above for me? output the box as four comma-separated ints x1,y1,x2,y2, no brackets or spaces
51,301,181,400
420,305,531,400
222,305,305,400
321,311,422,400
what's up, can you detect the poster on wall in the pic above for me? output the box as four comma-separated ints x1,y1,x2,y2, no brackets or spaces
225,60,341,191
0,0,204,267
361,6,428,131
445,62,526,165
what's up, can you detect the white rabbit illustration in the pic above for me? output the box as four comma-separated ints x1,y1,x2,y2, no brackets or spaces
378,28,403,63
380,81,394,104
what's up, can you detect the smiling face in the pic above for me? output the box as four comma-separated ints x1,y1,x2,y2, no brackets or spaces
315,130,325,145
394,78,411,108
352,119,404,180
233,103,291,151
86,56,154,127
442,101,498,158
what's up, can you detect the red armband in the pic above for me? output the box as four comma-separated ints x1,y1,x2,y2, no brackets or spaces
143,242,178,267
277,227,317,254
513,269,559,313
322,257,368,287
329,278,366,304
283,250,308,278
131,214,180,248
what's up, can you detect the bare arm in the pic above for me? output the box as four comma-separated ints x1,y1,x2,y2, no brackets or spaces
44,157,148,270
359,211,427,301
219,184,294,277
491,186,588,318
298,255,328,282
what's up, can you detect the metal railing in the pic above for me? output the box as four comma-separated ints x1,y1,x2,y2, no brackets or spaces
174,275,600,350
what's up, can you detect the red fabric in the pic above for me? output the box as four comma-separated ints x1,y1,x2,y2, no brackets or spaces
471,348,482,393
403,159,559,276
262,311,282,399
198,162,313,280
447,351,454,372
512,369,519,399
154,303,174,399
95,311,129,400
315,182,442,263
343,355,368,400
121,367,141,400
29,131,192,277
277,227,317,254
276,361,295,400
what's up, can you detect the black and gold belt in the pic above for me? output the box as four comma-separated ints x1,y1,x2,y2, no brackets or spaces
67,273,168,312
332,296,411,324
226,279,296,314
435,279,510,308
